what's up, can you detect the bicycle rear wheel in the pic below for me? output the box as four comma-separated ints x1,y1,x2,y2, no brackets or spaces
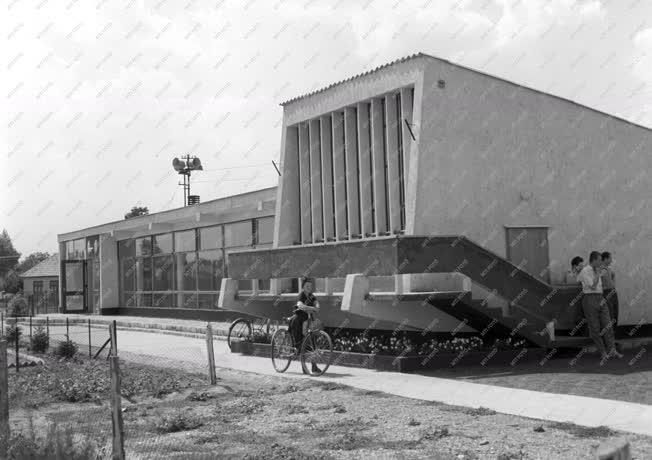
271,329,294,373
300,330,333,376
227,318,252,350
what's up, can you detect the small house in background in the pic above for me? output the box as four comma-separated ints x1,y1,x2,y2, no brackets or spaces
20,254,60,314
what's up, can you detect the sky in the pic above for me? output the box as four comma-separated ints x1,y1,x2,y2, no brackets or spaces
2,0,651,258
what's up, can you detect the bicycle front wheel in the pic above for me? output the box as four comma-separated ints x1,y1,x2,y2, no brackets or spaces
271,329,294,373
227,318,252,350
300,330,333,376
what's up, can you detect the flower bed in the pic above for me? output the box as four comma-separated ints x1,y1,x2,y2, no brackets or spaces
235,330,544,373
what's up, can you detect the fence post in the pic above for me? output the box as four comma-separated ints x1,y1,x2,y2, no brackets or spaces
88,319,92,359
0,340,9,457
109,322,118,357
14,319,19,373
29,315,32,340
206,323,217,385
109,355,125,460
66,317,69,339
46,316,49,343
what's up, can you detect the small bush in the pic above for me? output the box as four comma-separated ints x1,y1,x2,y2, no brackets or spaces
7,294,28,317
55,338,78,359
155,411,203,433
7,421,102,459
30,325,49,353
5,323,22,343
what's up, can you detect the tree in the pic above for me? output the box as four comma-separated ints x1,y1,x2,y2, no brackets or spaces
0,229,20,291
125,206,149,219
16,251,51,274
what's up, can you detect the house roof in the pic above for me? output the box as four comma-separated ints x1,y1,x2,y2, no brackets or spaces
20,254,59,278
279,52,651,132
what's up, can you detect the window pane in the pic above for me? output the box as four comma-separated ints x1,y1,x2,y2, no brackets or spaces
199,226,223,250
120,257,136,293
153,255,174,290
136,237,152,256
152,293,173,308
136,258,152,291
256,217,274,245
137,293,152,307
224,221,253,247
72,239,86,259
197,293,218,310
153,234,172,254
176,252,197,291
181,293,198,309
258,279,271,292
86,235,99,258
174,230,196,252
49,280,58,290
65,241,74,260
197,250,224,291
122,292,136,307
118,239,135,258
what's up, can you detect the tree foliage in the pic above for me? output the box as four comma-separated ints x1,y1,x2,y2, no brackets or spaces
16,252,51,274
0,229,21,293
124,206,149,219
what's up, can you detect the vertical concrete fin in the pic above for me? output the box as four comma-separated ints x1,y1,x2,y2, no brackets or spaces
344,107,360,237
370,98,388,234
309,119,323,242
298,123,312,243
385,93,401,233
357,102,373,236
320,115,335,241
331,112,347,239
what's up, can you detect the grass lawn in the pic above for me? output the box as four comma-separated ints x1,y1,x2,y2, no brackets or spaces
5,352,652,459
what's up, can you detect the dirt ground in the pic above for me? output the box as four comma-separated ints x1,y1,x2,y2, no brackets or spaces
7,354,652,460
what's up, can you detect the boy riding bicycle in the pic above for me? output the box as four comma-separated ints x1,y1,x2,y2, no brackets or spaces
289,277,322,373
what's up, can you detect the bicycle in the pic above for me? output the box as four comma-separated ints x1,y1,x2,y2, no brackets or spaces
271,313,333,376
227,316,271,350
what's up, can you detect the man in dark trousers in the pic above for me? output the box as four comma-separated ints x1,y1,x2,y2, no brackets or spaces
601,251,619,329
289,277,321,374
578,251,623,360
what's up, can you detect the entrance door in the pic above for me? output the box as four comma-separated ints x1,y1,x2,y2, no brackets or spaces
62,260,87,313
505,226,550,283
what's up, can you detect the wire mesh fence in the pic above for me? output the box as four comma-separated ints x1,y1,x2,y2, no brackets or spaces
0,314,227,458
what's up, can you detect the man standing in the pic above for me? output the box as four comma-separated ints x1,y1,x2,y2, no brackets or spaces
601,252,619,328
578,251,623,360
565,256,584,284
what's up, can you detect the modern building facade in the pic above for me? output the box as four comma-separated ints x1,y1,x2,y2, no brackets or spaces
57,187,275,319
58,53,651,345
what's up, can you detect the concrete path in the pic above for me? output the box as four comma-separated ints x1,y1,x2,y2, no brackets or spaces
54,325,652,438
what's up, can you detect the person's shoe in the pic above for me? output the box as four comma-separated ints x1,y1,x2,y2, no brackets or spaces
311,363,322,374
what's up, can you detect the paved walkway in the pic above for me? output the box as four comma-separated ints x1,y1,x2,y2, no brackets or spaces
58,325,652,437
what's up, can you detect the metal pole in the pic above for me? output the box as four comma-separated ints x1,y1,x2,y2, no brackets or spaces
206,323,217,385
88,318,92,359
29,315,32,340
14,321,19,373
66,316,69,339
110,355,125,460
46,316,49,340
0,340,9,457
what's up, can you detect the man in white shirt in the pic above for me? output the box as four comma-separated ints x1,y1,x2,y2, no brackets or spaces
578,251,622,360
